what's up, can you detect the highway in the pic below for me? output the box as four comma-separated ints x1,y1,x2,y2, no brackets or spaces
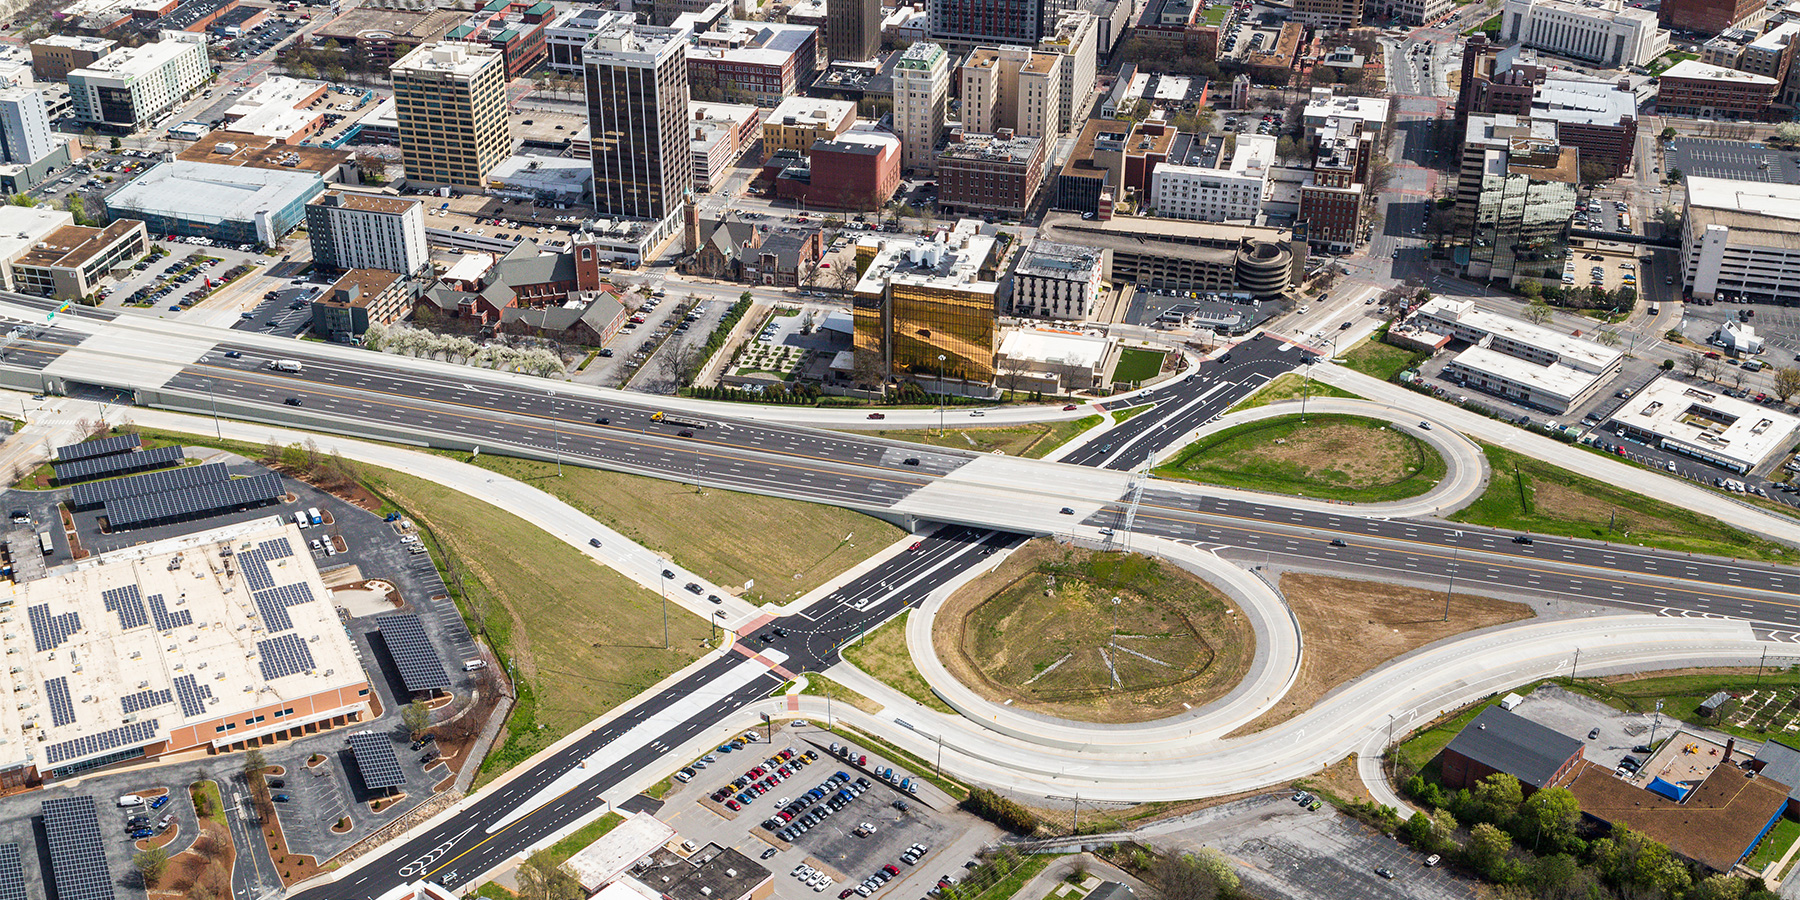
8,297,1800,898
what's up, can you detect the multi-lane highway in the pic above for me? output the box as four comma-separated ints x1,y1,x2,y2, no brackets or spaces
8,296,1800,899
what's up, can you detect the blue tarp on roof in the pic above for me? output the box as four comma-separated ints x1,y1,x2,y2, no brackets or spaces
1647,777,1690,802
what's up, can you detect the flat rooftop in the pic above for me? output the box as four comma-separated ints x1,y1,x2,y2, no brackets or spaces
313,7,466,43
1609,375,1800,469
1661,59,1779,84
563,811,678,892
1416,297,1621,372
1448,344,1610,403
177,131,351,177
14,221,141,271
108,160,324,220
393,41,502,78
0,517,366,774
1568,754,1788,872
855,227,998,296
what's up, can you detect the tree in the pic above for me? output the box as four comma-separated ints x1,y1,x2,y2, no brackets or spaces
110,136,122,150
1275,135,1302,160
7,193,34,207
1579,159,1613,187
1731,368,1750,391
1519,280,1543,300
1467,822,1512,877
1594,329,1621,348
1701,357,1722,382
1691,874,1747,900
1683,351,1708,377
1666,166,1684,183
135,847,169,886
1470,772,1523,825
402,699,431,738
1773,367,1800,403
1152,849,1237,900
1522,301,1554,325
1528,853,1581,897
64,194,86,227
241,748,266,781
1518,786,1581,851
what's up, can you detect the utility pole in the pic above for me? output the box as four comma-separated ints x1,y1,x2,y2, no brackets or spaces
1756,646,1770,687
935,732,943,774
1572,647,1580,680
936,354,947,435
1443,531,1463,622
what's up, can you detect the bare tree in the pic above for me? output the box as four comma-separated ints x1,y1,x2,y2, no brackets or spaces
1730,368,1750,391
1700,358,1723,382
1682,352,1708,377
1521,301,1554,326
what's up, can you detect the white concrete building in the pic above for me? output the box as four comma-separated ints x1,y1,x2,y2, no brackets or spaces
1408,296,1623,413
1011,238,1104,319
1148,133,1276,224
1040,10,1098,137
1300,89,1389,135
1498,0,1666,69
1715,318,1764,353
962,45,1063,140
996,328,1109,392
1610,376,1799,473
688,102,762,191
1681,176,1800,303
67,31,208,131
893,42,950,174
304,191,429,277
0,88,53,166
546,6,614,75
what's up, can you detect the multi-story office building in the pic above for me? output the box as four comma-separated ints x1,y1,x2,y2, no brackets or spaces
1658,58,1780,117
687,20,820,104
1055,117,1180,215
1456,39,1638,177
1298,118,1372,252
1297,0,1362,30
1400,297,1622,413
546,7,610,75
893,42,950,174
762,97,858,159
930,0,1045,49
962,46,1062,139
0,89,53,166
584,12,692,245
1455,114,1559,218
1038,11,1097,135
9,219,147,300
690,102,763,191
1499,0,1666,68
1462,127,1580,284
1661,0,1762,36
1681,175,1800,302
305,191,428,277
312,7,465,71
1365,0,1452,27
393,42,512,189
313,268,413,337
852,223,1001,385
1011,238,1104,319
828,0,881,62
936,129,1047,218
66,31,208,131
28,35,114,80
1148,133,1276,223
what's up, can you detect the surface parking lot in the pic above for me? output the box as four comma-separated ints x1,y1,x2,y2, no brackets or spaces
657,725,995,900
1665,138,1800,184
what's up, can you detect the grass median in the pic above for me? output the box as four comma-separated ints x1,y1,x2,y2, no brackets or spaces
1450,441,1791,561
866,416,1101,458
1337,329,1428,382
1228,372,1361,412
842,611,955,714
1156,414,1446,503
443,453,904,605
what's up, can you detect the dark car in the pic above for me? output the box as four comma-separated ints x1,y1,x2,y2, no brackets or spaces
867,412,886,419
1329,539,1347,547
590,538,602,548
1059,507,1074,515
902,458,921,466
1513,535,1534,545
678,429,694,437
708,594,724,604
1588,728,1601,740
284,397,302,406
1375,868,1394,879
224,350,242,358
685,582,703,594
762,848,780,860
273,794,291,802
267,779,284,789
662,569,675,579
597,417,610,425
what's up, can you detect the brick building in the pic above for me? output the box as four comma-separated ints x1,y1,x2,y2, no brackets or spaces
1656,58,1780,119
936,129,1046,219
1440,706,1585,792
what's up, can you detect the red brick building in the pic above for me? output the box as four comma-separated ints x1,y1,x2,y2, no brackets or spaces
773,130,901,211
1441,706,1585,792
1660,0,1762,36
938,129,1047,220
445,0,553,78
1656,59,1780,120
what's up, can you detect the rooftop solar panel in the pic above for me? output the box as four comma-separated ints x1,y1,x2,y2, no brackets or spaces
41,796,118,900
348,732,407,790
102,472,282,529
44,720,158,766
45,676,74,727
69,462,231,510
254,582,315,633
256,632,315,681
0,842,25,900
173,674,213,717
121,687,172,715
147,594,193,632
53,433,141,462
376,614,451,694
52,444,184,484
102,585,148,631
28,603,80,652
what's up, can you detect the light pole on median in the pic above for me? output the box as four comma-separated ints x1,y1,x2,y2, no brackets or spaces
1443,530,1462,622
936,354,947,435
547,389,562,477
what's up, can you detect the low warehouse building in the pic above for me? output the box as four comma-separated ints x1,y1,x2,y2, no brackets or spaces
1439,706,1585,791
1608,376,1800,474
104,160,324,244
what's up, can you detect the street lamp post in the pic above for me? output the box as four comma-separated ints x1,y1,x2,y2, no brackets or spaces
206,376,221,439
936,354,947,435
547,390,562,477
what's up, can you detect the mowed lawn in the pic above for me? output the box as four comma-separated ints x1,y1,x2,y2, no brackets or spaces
451,454,904,604
1113,348,1166,384
1157,414,1445,503
868,416,1101,458
367,468,711,761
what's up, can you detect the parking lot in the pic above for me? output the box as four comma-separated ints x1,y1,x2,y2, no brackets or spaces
231,281,326,336
1144,793,1475,900
1508,684,1664,772
655,725,998,900
1665,138,1800,185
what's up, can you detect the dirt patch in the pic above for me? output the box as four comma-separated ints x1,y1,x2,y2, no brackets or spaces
1225,574,1535,738
935,540,1253,723
263,804,323,887
1301,754,1375,805
136,820,180,851
371,792,407,813
318,566,367,589
147,818,233,900
1216,421,1420,488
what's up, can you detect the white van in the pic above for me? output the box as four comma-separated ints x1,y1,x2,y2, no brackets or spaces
462,659,488,671
294,511,309,529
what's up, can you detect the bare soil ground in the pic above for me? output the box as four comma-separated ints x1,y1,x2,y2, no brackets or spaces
935,541,1253,723
1225,574,1535,738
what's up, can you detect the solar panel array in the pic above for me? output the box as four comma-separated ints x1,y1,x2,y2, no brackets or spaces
69,462,231,510
44,676,74,727
102,585,148,631
0,842,25,900
173,674,213,717
41,796,118,900
239,537,295,591
255,583,315,633
121,687,172,715
28,603,80,652
45,720,158,766
376,614,451,694
103,472,282,529
257,632,315,681
52,444,183,484
53,434,141,462
148,594,192,632
348,732,407,790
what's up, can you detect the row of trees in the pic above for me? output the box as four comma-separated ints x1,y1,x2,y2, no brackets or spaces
1679,352,1800,402
1400,772,1771,899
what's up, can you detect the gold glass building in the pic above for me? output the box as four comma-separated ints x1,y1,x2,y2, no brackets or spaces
852,226,1001,384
